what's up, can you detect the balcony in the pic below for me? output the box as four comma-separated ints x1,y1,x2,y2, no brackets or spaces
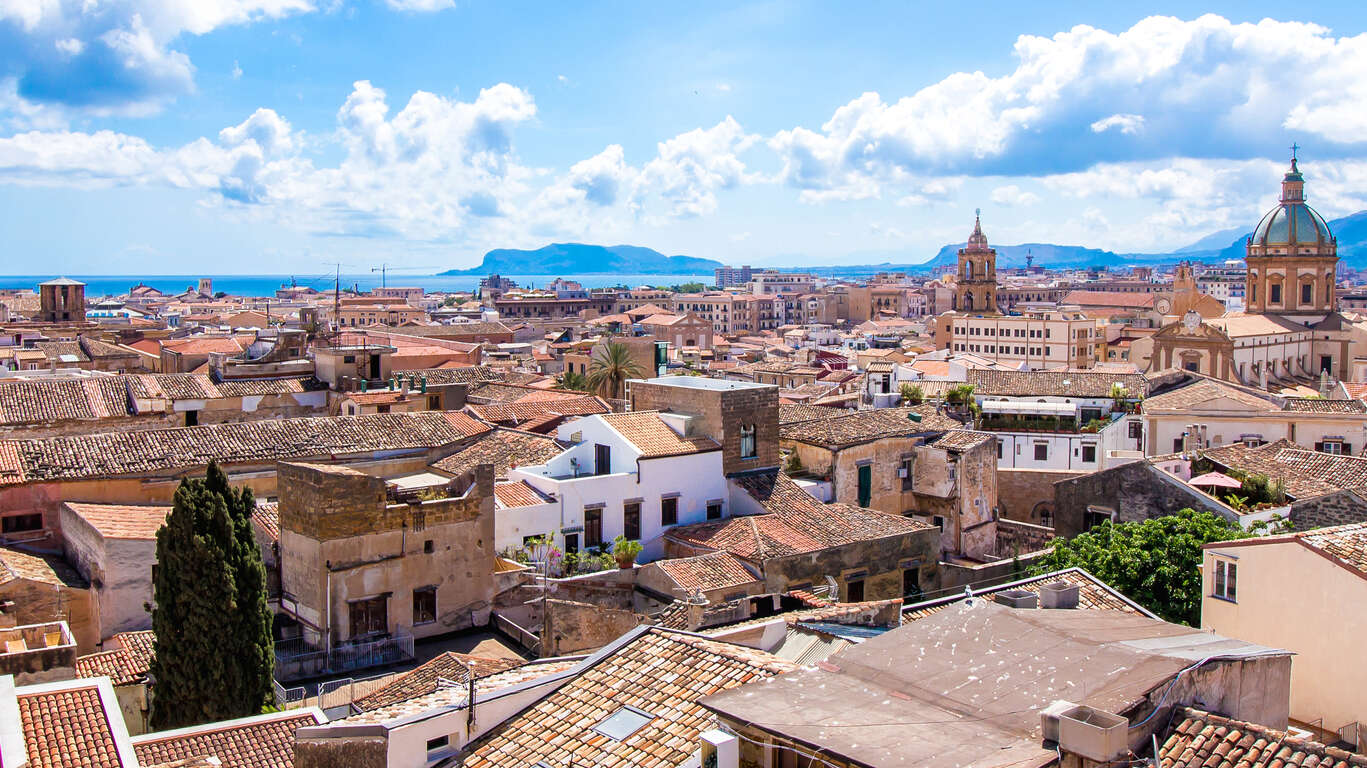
274,627,415,681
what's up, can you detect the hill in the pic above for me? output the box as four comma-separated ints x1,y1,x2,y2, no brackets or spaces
442,243,722,276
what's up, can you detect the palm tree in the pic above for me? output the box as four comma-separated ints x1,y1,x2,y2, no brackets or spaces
586,341,646,400
559,370,590,392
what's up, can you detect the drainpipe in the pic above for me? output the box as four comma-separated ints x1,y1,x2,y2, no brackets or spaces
324,562,332,661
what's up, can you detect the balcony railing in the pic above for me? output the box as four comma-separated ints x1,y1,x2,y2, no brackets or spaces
273,628,415,681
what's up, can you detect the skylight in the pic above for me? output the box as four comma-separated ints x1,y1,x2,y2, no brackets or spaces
592,706,655,741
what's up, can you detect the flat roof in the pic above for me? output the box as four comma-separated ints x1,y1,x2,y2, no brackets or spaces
630,376,772,391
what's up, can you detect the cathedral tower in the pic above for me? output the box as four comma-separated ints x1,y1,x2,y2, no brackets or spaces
1245,151,1338,316
954,210,997,314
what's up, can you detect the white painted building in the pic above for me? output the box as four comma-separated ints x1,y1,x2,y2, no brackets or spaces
504,410,729,561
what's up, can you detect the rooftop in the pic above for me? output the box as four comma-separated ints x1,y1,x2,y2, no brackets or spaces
351,652,525,712
431,427,566,479
779,405,960,448
600,410,721,458
129,708,326,768
75,631,156,686
0,546,88,588
966,369,1148,399
1202,439,1367,498
1205,521,1367,580
1159,707,1367,768
630,375,771,391
650,551,761,594
62,502,172,541
667,496,931,561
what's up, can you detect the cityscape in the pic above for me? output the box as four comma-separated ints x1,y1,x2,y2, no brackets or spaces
1,4,1367,768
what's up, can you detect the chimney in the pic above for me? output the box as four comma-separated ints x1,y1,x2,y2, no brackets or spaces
700,730,739,768
1039,582,1080,609
686,590,708,631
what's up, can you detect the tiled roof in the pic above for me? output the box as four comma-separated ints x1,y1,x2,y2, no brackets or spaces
669,494,931,560
17,682,130,768
341,659,580,724
0,545,88,588
729,469,830,517
1206,521,1367,580
600,411,721,457
0,376,131,426
351,652,524,712
127,374,310,401
130,709,325,768
1202,440,1367,498
494,480,552,508
902,567,1153,621
252,501,279,542
779,406,959,447
965,369,1148,398
1159,706,1367,768
467,395,609,425
930,429,997,452
392,366,506,385
75,631,156,685
431,428,566,479
777,403,845,425
1144,378,1280,412
63,502,171,540
460,628,795,768
34,340,89,363
1061,289,1157,308
0,411,490,485
1281,396,1367,413
160,337,245,356
652,551,760,593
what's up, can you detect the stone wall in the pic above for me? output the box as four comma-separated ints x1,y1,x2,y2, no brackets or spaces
995,519,1055,558
760,527,940,600
295,737,388,768
1288,490,1367,530
277,462,392,540
628,380,780,474
542,598,649,656
997,468,1084,525
936,548,1053,595
1053,459,1236,539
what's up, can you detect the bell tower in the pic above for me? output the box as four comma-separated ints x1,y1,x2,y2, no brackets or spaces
954,210,997,314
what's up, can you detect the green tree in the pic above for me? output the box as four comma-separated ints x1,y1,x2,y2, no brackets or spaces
1030,508,1246,626
149,461,275,729
900,383,924,405
586,341,646,400
559,370,590,392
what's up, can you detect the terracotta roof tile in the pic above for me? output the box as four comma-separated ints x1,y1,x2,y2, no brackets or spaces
63,502,171,540
252,502,280,542
17,683,130,768
0,411,490,485
965,369,1148,398
460,628,795,768
652,552,760,593
1145,379,1281,412
777,403,847,425
0,376,131,426
432,428,566,479
494,480,552,508
1281,396,1367,413
341,659,579,724
0,545,88,588
75,631,156,685
352,652,525,712
468,395,609,425
1203,440,1367,499
130,710,325,768
779,406,960,447
930,430,997,452
600,411,721,457
1159,706,1367,768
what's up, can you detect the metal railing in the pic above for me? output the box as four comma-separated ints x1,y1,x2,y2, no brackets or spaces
273,679,306,709
274,628,416,680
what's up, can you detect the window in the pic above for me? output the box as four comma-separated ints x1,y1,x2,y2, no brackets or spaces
563,532,579,554
932,515,945,530
412,586,437,625
1,513,42,534
900,456,915,491
594,443,611,475
1039,507,1054,528
845,579,865,603
1033,442,1048,461
1302,282,1313,305
184,410,198,427
1128,421,1142,439
706,501,723,520
593,707,656,741
1174,437,1185,453
423,539,434,554
1083,507,1113,530
623,502,641,540
348,595,388,639
427,735,450,755
996,440,1004,460
739,424,757,458
1318,440,1346,455
1270,283,1282,304
1213,559,1237,602
585,509,602,547
661,496,678,526
1081,444,1097,463
902,568,921,599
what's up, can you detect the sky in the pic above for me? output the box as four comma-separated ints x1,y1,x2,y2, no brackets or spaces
4,2,1367,275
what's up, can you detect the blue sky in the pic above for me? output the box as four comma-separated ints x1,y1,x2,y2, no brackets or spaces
3,1,1367,275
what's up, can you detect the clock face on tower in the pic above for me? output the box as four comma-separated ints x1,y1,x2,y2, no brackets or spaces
1182,310,1201,334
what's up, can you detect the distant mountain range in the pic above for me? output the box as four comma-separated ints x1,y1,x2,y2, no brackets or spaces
445,211,1367,280
441,243,722,276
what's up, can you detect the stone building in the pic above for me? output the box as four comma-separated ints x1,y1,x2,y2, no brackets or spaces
37,277,85,323
276,460,496,658
952,212,997,314
626,376,780,476
0,547,97,652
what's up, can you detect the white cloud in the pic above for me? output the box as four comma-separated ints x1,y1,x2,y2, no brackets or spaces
633,115,758,218
990,184,1040,207
770,14,1367,199
54,37,82,55
232,60,243,79
1090,113,1144,135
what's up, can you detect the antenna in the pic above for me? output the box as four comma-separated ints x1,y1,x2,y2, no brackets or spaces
371,263,388,289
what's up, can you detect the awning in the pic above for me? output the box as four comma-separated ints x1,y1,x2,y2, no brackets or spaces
980,400,1078,417
1188,471,1242,490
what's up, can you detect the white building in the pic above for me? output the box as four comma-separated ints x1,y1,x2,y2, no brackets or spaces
939,308,1102,371
502,410,729,561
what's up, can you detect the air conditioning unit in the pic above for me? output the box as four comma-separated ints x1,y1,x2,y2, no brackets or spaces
1058,705,1129,762
1040,700,1077,743
700,730,739,768
994,590,1038,609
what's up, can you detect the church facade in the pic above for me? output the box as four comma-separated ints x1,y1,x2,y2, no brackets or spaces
1149,156,1353,389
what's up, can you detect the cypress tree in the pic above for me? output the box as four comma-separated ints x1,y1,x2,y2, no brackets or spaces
149,461,276,729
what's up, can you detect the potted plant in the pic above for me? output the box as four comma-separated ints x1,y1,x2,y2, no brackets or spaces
611,535,643,569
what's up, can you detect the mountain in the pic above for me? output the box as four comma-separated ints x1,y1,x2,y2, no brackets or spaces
442,243,722,276
1174,227,1246,253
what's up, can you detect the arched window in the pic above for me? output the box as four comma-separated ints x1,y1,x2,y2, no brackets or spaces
965,262,974,280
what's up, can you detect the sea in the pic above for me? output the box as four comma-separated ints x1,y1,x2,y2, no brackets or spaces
0,274,714,299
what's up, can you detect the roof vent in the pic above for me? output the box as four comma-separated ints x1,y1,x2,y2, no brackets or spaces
993,589,1038,609
700,729,739,768
1058,705,1129,762
1040,582,1080,610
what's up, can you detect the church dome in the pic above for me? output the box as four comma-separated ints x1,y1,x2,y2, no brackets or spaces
1248,157,1334,251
